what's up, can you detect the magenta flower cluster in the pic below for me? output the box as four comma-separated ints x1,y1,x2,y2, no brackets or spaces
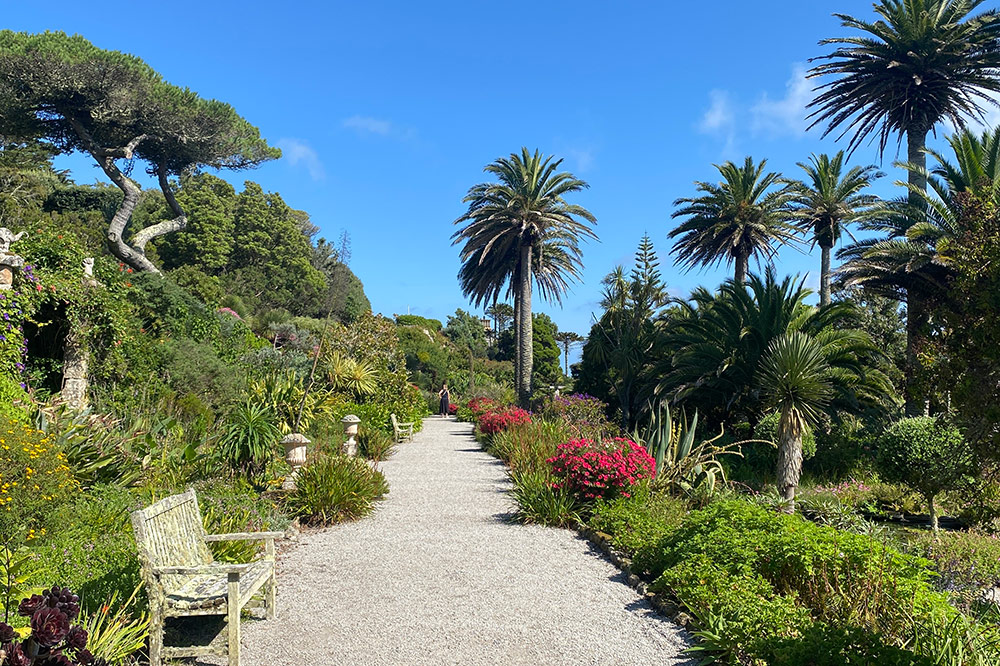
547,437,655,500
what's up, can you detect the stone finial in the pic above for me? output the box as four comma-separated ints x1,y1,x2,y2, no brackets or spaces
0,228,25,256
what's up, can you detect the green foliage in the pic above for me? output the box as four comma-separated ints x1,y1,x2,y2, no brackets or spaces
878,417,975,529
588,484,687,556
357,427,396,462
248,370,336,435
631,403,738,495
637,499,979,664
0,30,280,272
487,420,569,473
29,485,143,614
217,401,281,483
77,585,149,666
904,529,1000,612
443,308,488,356
197,479,289,562
396,315,442,331
287,454,388,526
578,236,667,428
509,468,581,528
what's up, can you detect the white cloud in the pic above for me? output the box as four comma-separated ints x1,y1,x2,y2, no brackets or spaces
700,89,735,133
342,115,393,136
277,138,325,181
750,64,811,137
566,147,596,173
698,89,738,156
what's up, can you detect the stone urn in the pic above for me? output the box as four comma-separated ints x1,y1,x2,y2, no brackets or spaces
341,414,361,457
281,432,310,490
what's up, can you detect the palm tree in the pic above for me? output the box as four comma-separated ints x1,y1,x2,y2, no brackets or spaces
809,0,1000,409
670,157,797,284
759,332,847,510
554,331,585,376
786,152,882,306
453,148,597,405
809,0,1000,207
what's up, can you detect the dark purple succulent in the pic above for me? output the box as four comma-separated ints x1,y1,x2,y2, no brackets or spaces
35,655,73,666
3,643,31,666
0,623,14,643
30,608,70,648
18,595,45,618
64,627,87,652
42,588,80,623
74,649,94,665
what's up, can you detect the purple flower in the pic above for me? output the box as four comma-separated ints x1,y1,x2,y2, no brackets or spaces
65,625,88,651
0,622,14,642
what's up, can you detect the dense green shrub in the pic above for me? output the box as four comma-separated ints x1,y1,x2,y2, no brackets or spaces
878,416,976,530
196,478,290,562
903,528,1000,610
287,454,388,525
588,484,687,556
637,500,973,663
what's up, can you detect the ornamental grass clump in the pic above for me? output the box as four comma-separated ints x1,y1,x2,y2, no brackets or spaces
548,437,655,501
287,454,388,526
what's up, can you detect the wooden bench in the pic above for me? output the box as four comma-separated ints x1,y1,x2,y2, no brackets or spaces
390,413,414,442
130,489,283,666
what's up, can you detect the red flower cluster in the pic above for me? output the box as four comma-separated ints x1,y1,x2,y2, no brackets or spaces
448,403,458,415
478,406,532,435
466,397,498,417
548,437,655,500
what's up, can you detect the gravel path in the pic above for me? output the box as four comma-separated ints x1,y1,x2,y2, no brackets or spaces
237,417,693,665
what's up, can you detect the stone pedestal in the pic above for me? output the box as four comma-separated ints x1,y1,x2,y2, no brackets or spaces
281,433,310,490
341,414,361,456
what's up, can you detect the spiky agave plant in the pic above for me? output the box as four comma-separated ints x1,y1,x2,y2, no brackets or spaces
631,401,742,494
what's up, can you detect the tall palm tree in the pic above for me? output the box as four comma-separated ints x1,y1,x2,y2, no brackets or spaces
809,0,1000,207
453,148,597,405
670,157,797,284
554,331,585,376
808,0,1000,409
786,152,882,306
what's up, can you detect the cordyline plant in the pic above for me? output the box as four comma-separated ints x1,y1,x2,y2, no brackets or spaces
0,586,104,665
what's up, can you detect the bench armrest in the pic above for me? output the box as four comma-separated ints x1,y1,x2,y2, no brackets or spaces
204,531,284,542
152,563,251,576
399,422,414,428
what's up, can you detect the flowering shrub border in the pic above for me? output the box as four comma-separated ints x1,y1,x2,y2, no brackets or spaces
478,407,532,436
548,437,655,500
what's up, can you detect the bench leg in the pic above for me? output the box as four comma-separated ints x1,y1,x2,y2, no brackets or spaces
228,574,241,666
265,540,277,620
148,602,164,666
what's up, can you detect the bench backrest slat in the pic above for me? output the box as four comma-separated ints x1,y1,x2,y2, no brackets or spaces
131,489,213,578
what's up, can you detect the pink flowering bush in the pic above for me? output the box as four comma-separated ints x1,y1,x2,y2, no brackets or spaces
548,437,655,501
478,407,532,436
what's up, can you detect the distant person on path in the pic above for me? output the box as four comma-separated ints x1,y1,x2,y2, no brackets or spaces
438,383,450,417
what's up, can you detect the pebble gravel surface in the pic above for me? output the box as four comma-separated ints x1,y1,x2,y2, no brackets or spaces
236,417,693,665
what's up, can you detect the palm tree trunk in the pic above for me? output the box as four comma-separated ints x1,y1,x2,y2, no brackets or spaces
819,243,832,307
516,243,534,407
734,253,748,285
905,127,929,416
516,302,522,390
775,410,804,513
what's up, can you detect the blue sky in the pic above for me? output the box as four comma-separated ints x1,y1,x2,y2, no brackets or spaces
9,1,997,355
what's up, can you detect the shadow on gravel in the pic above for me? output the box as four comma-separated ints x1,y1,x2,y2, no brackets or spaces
491,511,519,523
